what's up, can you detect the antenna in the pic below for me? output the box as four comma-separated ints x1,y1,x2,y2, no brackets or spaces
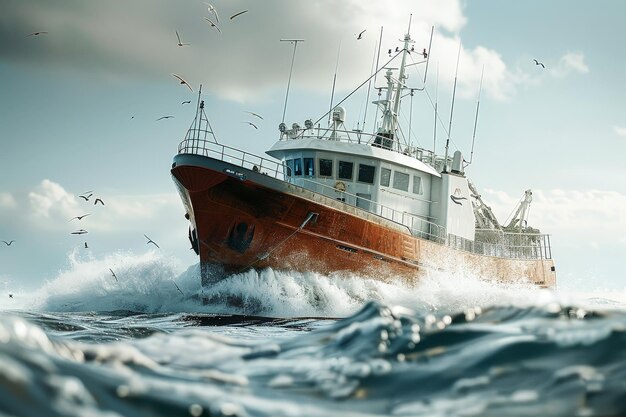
443,41,461,173
466,65,484,167
432,64,439,166
371,26,384,132
328,38,342,125
280,39,304,124
423,26,434,84
362,30,381,130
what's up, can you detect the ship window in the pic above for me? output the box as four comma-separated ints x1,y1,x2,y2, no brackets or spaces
319,159,333,177
357,164,375,184
294,158,303,176
356,193,371,211
392,171,409,192
304,158,314,176
380,168,391,187
285,159,294,177
338,161,354,180
412,176,423,195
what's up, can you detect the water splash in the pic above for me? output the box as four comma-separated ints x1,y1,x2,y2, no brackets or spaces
4,250,624,316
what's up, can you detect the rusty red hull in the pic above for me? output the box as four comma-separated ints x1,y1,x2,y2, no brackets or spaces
171,155,556,287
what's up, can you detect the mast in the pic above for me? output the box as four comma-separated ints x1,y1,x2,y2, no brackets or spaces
280,39,304,125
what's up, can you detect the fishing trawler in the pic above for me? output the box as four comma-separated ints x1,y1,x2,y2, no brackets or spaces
171,28,556,288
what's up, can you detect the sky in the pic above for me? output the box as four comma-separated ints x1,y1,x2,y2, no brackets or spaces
1,0,625,293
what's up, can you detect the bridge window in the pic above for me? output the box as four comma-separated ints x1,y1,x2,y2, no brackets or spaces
304,158,314,176
319,159,333,177
358,164,375,184
412,176,423,195
338,161,354,180
285,159,294,177
392,171,409,192
380,168,391,186
294,158,303,176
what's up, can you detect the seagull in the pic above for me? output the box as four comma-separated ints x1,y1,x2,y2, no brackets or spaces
422,48,428,59
172,73,193,92
204,2,219,23
84,242,88,249
388,48,392,57
109,268,118,282
94,198,104,206
242,121,258,129
144,234,160,248
533,59,545,68
156,115,174,121
356,29,366,40
2,240,15,246
172,281,184,296
175,30,190,47
244,111,263,120
230,10,248,20
68,214,91,222
8,294,13,298
26,31,48,37
204,17,221,33
71,229,88,235
182,100,191,105
79,193,93,201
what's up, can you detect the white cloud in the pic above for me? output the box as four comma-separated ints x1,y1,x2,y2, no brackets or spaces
551,52,589,78
480,188,626,246
614,126,626,137
1,0,516,102
28,179,79,221
0,192,17,209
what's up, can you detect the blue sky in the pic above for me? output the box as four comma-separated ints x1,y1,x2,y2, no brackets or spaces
1,0,625,292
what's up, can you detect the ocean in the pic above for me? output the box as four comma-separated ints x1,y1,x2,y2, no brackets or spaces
2,251,626,417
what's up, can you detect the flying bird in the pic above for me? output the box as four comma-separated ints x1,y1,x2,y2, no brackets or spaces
205,2,219,23
94,198,104,206
172,73,193,92
68,214,91,222
79,193,93,201
229,10,248,20
26,31,48,37
71,229,88,235
175,30,190,47
84,242,88,249
172,281,184,296
204,17,221,33
356,29,366,40
2,240,15,246
244,111,264,120
144,234,160,248
109,268,118,282
242,121,258,129
156,115,174,121
533,59,545,68
182,100,191,105
8,294,13,298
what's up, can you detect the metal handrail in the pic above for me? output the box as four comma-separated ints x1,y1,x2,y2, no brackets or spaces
178,138,290,181
280,126,451,167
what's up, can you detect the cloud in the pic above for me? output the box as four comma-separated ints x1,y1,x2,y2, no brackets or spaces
614,126,626,137
551,52,589,78
0,192,17,210
480,188,626,247
28,179,79,221
0,0,515,102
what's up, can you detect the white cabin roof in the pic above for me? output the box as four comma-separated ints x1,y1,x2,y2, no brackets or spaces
266,137,441,178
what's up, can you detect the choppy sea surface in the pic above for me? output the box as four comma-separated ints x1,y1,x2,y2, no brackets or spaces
2,251,626,416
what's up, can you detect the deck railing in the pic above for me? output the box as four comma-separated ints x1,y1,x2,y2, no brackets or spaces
177,138,552,260
281,127,452,169
178,138,290,181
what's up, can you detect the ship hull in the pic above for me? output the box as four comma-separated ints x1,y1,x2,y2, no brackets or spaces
171,154,556,288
